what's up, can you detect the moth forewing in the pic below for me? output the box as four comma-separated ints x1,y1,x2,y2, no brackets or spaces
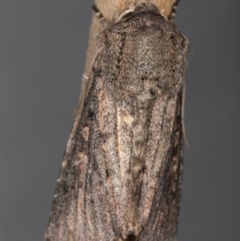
45,2,189,241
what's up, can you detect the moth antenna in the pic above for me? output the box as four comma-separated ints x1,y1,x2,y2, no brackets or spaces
169,0,180,21
182,77,190,150
92,3,108,24
115,4,135,22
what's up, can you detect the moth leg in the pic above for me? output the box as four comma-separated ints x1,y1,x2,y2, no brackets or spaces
82,74,88,80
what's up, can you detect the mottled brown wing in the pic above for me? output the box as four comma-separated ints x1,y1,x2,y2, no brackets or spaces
45,49,125,241
138,92,183,241
99,6,188,240
45,3,189,241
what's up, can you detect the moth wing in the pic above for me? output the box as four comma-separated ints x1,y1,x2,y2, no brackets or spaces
45,51,127,241
45,4,189,240
138,91,183,241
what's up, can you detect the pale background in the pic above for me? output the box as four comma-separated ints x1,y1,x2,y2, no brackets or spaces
1,1,239,240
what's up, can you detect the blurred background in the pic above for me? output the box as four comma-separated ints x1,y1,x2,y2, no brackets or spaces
0,0,239,240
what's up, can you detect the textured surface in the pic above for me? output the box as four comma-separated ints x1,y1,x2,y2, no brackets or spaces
84,0,179,78
45,3,189,241
2,0,240,241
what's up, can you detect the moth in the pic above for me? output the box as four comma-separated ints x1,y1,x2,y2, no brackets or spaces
45,2,189,241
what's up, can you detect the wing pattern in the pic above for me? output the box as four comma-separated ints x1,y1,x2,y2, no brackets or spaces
46,3,189,241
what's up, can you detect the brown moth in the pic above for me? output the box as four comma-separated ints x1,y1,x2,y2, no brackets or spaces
45,2,189,241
